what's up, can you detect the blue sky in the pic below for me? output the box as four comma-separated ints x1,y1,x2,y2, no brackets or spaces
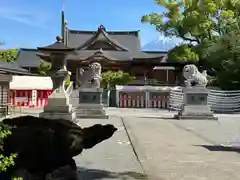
0,0,166,49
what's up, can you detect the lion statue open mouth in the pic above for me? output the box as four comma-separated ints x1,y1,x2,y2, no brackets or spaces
183,64,208,87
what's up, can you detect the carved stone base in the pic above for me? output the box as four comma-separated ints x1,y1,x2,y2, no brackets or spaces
39,111,76,122
40,87,76,121
176,86,218,120
75,88,108,119
76,103,108,119
175,115,218,120
175,105,217,120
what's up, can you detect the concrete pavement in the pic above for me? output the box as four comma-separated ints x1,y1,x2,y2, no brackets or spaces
123,117,240,180
2,108,240,179
168,117,240,147
74,116,147,180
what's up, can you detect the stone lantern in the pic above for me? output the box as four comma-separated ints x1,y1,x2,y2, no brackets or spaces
37,36,76,121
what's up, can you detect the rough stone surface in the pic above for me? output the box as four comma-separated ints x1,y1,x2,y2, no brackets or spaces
39,111,77,122
1,115,117,180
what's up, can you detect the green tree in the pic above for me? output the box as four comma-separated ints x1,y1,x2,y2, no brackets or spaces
204,22,240,89
101,71,134,89
168,44,199,62
0,43,20,179
37,60,51,76
0,123,18,177
141,0,240,64
0,48,18,62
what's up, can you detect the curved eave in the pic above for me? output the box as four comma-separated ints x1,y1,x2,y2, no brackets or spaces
66,50,133,62
131,56,163,62
37,48,74,54
37,40,75,52
0,68,34,75
133,56,164,60
36,52,52,62
80,52,133,62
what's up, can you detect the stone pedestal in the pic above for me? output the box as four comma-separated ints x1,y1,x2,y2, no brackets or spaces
39,68,76,122
175,86,217,120
75,88,108,119
39,88,76,121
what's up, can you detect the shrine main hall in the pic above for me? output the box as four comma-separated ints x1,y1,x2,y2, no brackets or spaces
16,23,185,85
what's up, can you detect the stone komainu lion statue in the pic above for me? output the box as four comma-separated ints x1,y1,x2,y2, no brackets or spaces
183,64,208,87
89,62,102,88
76,62,102,88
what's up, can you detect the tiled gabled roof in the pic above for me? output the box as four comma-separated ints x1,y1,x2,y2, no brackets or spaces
66,49,165,61
0,60,32,75
76,25,129,51
67,28,141,52
15,48,41,68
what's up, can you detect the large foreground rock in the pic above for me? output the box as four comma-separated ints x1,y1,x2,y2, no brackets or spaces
1,116,117,180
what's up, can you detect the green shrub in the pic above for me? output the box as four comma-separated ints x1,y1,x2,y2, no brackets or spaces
0,123,16,171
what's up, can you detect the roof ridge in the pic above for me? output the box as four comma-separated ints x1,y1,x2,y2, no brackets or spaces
68,29,139,36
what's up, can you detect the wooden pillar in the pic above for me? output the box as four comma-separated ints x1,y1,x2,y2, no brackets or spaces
166,69,169,85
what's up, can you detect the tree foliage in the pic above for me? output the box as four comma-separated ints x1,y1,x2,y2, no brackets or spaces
65,74,71,88
168,44,199,62
37,60,51,76
141,0,240,63
142,0,240,89
0,123,17,175
0,48,18,62
0,43,20,179
204,21,240,89
101,71,134,89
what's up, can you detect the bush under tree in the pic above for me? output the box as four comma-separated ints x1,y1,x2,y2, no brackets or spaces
37,60,51,76
101,71,134,89
0,123,21,180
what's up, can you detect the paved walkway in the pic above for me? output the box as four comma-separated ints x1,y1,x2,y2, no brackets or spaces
123,117,240,180
2,108,240,179
74,117,146,180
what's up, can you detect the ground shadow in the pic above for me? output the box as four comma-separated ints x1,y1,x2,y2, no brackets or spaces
194,145,240,153
77,167,148,180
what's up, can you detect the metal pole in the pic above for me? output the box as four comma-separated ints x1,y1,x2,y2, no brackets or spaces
62,0,65,11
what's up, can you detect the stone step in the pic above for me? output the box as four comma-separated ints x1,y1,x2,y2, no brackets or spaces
76,109,105,115
75,107,108,119
76,114,109,119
